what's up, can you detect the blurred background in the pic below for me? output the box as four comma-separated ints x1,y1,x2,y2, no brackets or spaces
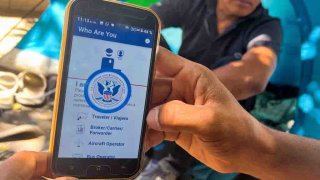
0,0,319,179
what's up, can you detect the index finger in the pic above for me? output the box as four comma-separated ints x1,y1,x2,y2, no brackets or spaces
156,47,186,78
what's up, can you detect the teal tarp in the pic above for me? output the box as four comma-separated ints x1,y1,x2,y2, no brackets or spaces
16,0,68,60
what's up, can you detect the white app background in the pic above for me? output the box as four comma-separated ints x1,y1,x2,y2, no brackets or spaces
58,35,152,158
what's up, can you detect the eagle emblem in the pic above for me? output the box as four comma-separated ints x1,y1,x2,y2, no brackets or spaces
96,80,121,102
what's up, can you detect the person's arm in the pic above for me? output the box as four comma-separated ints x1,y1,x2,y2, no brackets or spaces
213,46,277,100
146,47,320,179
238,121,320,179
214,20,282,100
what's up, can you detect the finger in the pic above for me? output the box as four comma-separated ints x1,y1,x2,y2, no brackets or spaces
155,70,169,78
147,100,210,133
144,126,182,152
32,152,53,178
0,151,53,180
150,78,172,108
156,47,186,77
144,127,164,151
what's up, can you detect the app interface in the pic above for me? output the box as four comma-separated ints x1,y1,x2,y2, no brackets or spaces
58,16,154,159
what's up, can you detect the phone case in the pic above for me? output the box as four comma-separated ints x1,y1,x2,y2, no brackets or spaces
49,0,161,179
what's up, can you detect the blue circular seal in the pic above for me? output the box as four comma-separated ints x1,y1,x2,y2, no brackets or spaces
84,69,131,113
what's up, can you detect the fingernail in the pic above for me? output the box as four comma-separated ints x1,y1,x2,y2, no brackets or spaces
147,107,160,130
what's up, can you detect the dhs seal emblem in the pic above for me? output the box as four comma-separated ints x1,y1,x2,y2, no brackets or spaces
84,48,131,113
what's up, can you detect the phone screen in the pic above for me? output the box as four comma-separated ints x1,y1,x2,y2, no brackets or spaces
57,15,155,159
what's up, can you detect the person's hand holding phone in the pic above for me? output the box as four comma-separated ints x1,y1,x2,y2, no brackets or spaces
145,47,269,174
0,47,252,179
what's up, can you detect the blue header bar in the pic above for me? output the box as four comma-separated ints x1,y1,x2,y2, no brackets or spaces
73,17,154,48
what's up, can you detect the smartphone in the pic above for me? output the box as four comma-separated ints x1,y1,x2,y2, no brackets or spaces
50,0,160,178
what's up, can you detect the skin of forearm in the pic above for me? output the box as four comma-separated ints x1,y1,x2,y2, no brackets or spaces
213,63,267,100
213,47,277,100
264,129,320,179
236,114,320,179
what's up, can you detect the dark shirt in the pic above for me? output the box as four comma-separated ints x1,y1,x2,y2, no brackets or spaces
152,0,282,110
152,0,282,69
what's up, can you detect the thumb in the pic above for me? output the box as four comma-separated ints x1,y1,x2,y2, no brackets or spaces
55,177,79,180
147,100,207,133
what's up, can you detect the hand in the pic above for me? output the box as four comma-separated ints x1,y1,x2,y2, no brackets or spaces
0,152,77,180
145,47,264,173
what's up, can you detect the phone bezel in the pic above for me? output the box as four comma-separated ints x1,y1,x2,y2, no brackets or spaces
51,0,160,178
